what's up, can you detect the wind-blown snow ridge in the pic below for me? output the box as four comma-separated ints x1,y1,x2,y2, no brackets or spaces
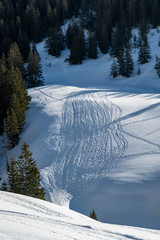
0,191,159,240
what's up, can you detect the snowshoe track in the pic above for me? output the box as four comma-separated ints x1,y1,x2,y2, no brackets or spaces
41,91,127,198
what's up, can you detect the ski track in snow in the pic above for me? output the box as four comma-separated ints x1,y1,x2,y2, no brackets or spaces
41,90,128,198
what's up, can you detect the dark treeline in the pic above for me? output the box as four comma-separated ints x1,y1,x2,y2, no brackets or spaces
0,0,83,58
0,0,159,56
0,0,160,59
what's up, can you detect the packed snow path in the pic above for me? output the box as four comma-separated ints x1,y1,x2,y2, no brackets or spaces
41,90,127,199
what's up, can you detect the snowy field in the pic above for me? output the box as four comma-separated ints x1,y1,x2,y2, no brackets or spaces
0,191,160,240
1,29,160,230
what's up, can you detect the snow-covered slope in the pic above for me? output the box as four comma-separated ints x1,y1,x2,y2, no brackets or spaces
0,191,160,240
1,29,160,229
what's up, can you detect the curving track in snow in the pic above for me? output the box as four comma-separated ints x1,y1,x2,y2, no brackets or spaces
41,90,127,199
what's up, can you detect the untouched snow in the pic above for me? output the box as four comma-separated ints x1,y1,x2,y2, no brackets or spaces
1,28,160,229
0,191,160,240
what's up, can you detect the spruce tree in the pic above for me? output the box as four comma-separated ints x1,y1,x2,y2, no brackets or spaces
158,37,160,47
66,24,74,49
5,107,20,148
0,181,8,191
0,37,12,56
154,55,160,77
7,42,24,71
69,28,86,65
138,33,151,64
133,35,138,50
110,27,123,58
0,67,30,147
17,29,30,60
26,48,44,88
110,59,119,78
10,93,25,128
137,65,141,75
123,45,134,77
16,142,45,199
117,49,125,77
8,155,19,193
110,29,121,58
87,32,97,59
89,209,98,220
45,28,64,57
0,52,7,72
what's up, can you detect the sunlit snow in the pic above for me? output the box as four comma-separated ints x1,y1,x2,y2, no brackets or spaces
1,28,160,230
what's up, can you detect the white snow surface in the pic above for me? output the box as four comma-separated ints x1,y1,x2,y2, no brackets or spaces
1,28,160,229
0,191,160,240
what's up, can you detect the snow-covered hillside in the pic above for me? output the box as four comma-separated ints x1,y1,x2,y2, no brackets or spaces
0,191,160,240
1,28,160,229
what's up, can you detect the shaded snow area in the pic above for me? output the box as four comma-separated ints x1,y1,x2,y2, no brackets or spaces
1,29,160,230
0,191,160,240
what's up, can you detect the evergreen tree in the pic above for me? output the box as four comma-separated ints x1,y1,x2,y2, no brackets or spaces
154,55,160,77
5,107,20,148
110,59,119,78
110,28,123,58
0,37,12,56
123,44,134,77
138,33,151,64
87,31,97,59
24,4,42,42
8,155,19,193
45,28,64,57
26,48,44,88
133,35,138,50
96,1,112,54
17,29,30,60
0,52,6,71
16,142,45,199
110,30,117,58
0,181,8,191
137,65,141,75
0,67,30,146
158,37,160,47
89,209,98,220
69,28,86,65
117,49,125,77
7,42,24,70
66,24,74,49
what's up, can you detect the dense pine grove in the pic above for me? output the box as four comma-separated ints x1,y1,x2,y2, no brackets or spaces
0,0,160,59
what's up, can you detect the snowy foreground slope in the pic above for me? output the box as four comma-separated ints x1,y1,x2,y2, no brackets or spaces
0,191,160,240
1,29,160,228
